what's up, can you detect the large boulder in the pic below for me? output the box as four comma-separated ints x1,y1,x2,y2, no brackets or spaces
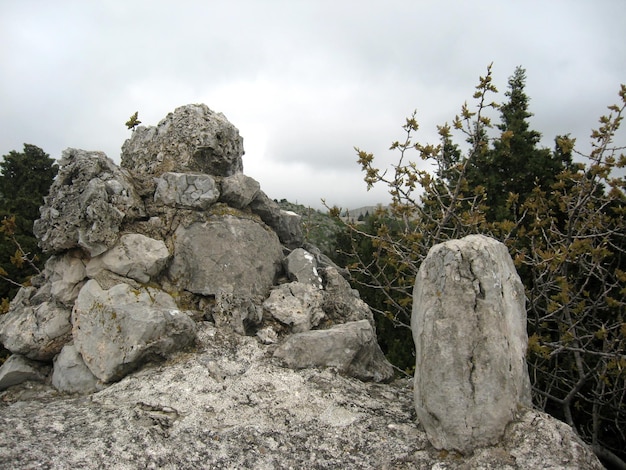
168,215,283,297
121,104,244,178
33,149,145,256
411,234,531,454
0,287,72,361
273,319,394,383
72,280,196,382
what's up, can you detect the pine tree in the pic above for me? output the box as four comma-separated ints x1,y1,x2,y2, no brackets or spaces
468,67,564,221
0,144,57,303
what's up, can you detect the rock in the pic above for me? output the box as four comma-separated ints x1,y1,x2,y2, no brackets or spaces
72,280,196,382
0,355,50,391
211,290,263,335
0,296,72,361
86,234,170,284
51,342,101,394
321,266,375,327
219,173,260,209
0,323,602,469
256,326,278,344
284,248,323,289
168,216,283,297
249,191,303,248
411,234,531,454
273,319,394,382
263,282,325,333
154,172,220,210
38,250,87,309
33,149,145,256
121,103,244,178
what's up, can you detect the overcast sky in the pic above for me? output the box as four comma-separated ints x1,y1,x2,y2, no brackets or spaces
1,1,625,210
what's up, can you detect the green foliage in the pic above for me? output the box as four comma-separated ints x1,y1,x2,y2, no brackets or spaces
335,67,626,466
125,111,141,130
0,144,57,303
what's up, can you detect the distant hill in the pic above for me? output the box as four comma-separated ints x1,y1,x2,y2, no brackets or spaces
340,204,388,223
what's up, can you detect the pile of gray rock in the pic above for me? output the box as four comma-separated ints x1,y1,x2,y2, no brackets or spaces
0,103,393,394
0,105,602,468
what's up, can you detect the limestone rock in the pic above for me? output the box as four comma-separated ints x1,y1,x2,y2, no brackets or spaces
0,294,72,361
249,191,303,248
321,266,375,327
273,319,394,382
284,248,323,289
263,282,325,333
86,233,170,284
211,290,263,335
154,172,220,210
51,342,101,394
412,234,531,454
33,149,145,256
0,355,50,391
72,280,196,382
35,250,87,309
168,216,282,297
0,323,602,469
219,173,260,209
121,103,244,177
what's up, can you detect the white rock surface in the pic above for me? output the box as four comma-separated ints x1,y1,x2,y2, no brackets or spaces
0,297,71,361
0,323,602,469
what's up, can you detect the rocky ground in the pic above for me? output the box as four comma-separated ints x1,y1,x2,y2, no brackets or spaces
0,322,601,469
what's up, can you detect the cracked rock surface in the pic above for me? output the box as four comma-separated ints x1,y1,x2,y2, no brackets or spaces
412,234,532,454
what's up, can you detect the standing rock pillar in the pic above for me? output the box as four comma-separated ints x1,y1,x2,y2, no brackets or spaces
411,234,531,454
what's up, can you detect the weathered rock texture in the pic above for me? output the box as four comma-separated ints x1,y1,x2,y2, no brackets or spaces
120,103,244,178
412,234,532,454
33,149,145,256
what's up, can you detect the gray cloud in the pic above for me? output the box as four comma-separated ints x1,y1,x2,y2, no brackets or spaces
1,0,624,210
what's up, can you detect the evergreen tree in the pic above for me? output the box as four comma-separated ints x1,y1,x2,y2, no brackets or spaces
0,144,57,304
467,67,563,221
